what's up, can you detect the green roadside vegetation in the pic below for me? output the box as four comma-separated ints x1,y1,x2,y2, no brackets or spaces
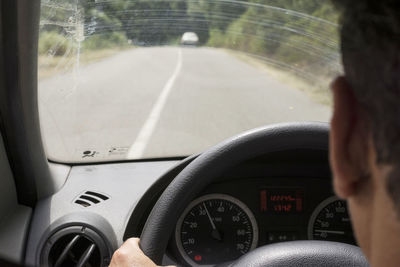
39,0,340,101
38,48,132,79
38,28,131,78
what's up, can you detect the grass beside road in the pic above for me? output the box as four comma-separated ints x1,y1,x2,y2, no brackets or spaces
227,49,334,107
38,48,132,79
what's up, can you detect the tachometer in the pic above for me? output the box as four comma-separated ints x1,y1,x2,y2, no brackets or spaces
308,196,356,245
175,194,258,266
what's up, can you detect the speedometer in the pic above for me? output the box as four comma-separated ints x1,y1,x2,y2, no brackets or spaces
308,196,356,245
175,194,258,266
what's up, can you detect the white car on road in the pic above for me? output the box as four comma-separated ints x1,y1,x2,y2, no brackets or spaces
180,32,199,45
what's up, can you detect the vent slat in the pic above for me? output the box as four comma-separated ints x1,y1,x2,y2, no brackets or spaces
76,243,96,267
79,195,100,204
54,235,80,267
85,191,109,200
75,199,91,207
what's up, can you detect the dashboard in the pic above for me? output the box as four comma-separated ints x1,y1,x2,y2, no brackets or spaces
24,125,360,267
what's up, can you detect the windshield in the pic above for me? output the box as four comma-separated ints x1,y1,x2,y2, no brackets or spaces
38,0,340,163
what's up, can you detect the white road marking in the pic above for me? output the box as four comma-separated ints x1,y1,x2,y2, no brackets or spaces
127,49,182,158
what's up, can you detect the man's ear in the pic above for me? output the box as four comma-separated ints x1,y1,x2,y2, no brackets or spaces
330,76,369,199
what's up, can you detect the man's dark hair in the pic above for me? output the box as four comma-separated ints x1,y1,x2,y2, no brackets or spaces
333,1,400,212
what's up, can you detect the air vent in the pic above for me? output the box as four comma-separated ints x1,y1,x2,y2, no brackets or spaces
41,226,111,267
74,191,109,207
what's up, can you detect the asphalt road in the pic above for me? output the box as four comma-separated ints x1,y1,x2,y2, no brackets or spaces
39,47,331,162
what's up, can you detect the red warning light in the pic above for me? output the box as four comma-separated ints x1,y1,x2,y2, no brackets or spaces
194,255,202,261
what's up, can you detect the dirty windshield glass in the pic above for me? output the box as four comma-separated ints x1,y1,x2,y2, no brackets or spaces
38,0,340,162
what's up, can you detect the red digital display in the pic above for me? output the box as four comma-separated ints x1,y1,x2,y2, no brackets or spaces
260,188,303,213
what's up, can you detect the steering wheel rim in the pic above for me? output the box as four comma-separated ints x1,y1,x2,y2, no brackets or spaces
229,240,368,267
140,122,338,264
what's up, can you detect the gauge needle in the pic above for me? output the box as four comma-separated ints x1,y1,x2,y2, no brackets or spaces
315,230,345,235
203,203,222,241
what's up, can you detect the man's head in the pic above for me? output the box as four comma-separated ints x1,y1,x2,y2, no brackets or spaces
330,0,400,264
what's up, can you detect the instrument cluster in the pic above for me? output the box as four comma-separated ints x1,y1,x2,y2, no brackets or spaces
171,177,356,266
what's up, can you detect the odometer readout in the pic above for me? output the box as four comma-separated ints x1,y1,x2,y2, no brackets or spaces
260,188,304,213
176,194,258,266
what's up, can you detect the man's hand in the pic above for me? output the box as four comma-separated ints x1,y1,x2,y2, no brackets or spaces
109,238,174,267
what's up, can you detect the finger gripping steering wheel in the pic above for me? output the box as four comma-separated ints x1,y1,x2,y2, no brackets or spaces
139,122,368,266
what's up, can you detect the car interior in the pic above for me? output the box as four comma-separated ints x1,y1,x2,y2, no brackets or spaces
0,1,369,267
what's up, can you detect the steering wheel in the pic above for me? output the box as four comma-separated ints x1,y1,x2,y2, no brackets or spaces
139,122,368,266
